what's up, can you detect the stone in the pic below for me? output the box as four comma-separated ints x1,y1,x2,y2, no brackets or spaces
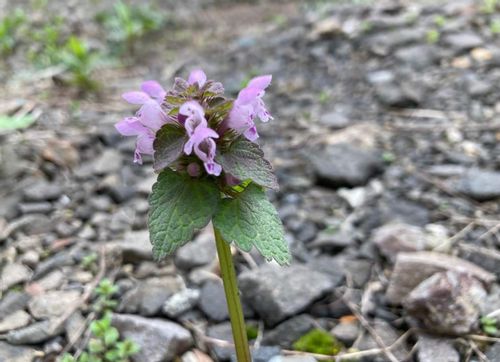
33,252,74,279
28,290,81,319
23,181,62,201
0,263,32,292
306,256,345,288
395,44,437,69
386,252,495,305
0,310,31,333
417,334,460,362
331,321,359,346
309,229,354,250
66,311,86,345
163,288,200,318
35,269,65,291
19,250,40,267
118,277,181,316
367,28,426,56
207,322,234,361
371,223,428,262
465,75,493,97
7,319,64,344
239,264,334,326
175,227,216,270
105,230,153,262
444,33,483,52
99,174,136,204
309,143,383,188
374,81,423,108
0,291,31,319
457,169,500,201
353,319,410,362
0,341,38,362
113,314,192,362
199,280,228,321
263,314,316,348
318,110,351,129
404,271,486,335
231,346,281,362
458,243,500,278
18,202,53,214
92,149,122,175
486,342,500,360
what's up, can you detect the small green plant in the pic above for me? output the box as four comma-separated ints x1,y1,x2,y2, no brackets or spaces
96,1,164,53
293,329,343,356
481,316,498,336
81,252,98,272
0,114,36,131
426,29,440,44
61,314,140,362
0,8,25,55
481,0,498,14
28,16,64,68
93,278,119,313
434,15,447,28
246,324,259,340
491,19,500,34
318,90,331,105
59,36,101,92
382,151,396,164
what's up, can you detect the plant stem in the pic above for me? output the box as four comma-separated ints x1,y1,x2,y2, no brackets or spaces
213,226,252,362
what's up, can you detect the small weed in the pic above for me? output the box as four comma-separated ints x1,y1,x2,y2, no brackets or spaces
382,151,396,164
434,15,447,28
0,9,25,56
481,316,498,336
491,19,500,34
426,29,440,44
93,278,119,313
0,114,36,131
246,324,259,340
481,0,499,14
28,16,64,68
293,329,343,356
318,90,331,105
81,252,98,272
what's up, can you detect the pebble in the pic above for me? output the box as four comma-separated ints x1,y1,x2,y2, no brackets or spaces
23,181,62,202
105,230,153,262
163,288,200,318
0,341,39,362
0,263,32,292
417,334,460,362
0,310,31,333
199,280,229,321
457,168,500,201
28,290,81,319
371,223,428,262
92,149,123,175
263,314,316,348
175,227,216,270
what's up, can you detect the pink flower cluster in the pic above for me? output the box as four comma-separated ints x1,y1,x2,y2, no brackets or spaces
115,70,272,176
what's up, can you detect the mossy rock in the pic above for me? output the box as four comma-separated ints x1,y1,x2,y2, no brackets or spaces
292,328,344,356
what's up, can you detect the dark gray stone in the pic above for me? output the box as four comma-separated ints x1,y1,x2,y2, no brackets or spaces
404,271,486,335
262,314,316,348
199,280,228,321
105,230,153,262
112,314,192,362
310,143,383,188
175,228,216,270
7,320,63,344
207,322,234,361
486,342,500,360
457,169,500,201
0,341,38,362
395,44,438,69
306,256,345,288
444,32,483,52
23,181,62,202
374,81,423,108
331,321,359,346
458,243,500,278
239,264,334,326
0,291,31,320
230,346,281,362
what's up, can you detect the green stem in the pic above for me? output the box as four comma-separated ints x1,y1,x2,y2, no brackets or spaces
213,226,252,362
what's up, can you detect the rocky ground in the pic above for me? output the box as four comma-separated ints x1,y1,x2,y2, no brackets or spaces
2,0,500,361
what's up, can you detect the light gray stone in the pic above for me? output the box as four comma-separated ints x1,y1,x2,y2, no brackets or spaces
1,263,32,292
0,341,39,362
28,290,80,319
0,310,31,333
417,334,460,362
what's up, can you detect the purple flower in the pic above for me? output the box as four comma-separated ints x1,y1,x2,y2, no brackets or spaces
116,81,168,164
226,75,273,141
179,100,222,176
188,69,207,88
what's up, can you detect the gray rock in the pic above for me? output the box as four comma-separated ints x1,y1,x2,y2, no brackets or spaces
386,252,495,305
7,319,63,344
465,75,493,97
262,314,316,348
486,342,500,360
417,334,460,362
231,346,281,362
0,341,39,362
395,44,437,69
0,292,31,319
239,264,334,326
0,263,32,292
306,256,345,288
342,258,373,288
444,32,483,52
0,310,31,333
112,314,193,362
458,243,500,278
353,319,410,362
163,288,200,318
366,70,395,85
371,223,428,262
367,28,426,56
175,227,216,270
309,229,354,250
105,230,153,262
309,143,383,188
28,290,81,319
35,269,65,291
18,202,53,214
207,322,234,361
66,311,86,345
118,277,181,316
318,110,351,129
33,251,74,279
457,169,500,201
23,181,62,202
199,280,228,321
331,321,359,346
404,271,486,335
92,149,123,175
374,81,423,108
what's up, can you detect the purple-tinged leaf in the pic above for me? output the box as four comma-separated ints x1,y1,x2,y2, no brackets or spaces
153,123,187,172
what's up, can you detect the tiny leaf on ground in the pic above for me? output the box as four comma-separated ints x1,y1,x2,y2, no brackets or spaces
153,123,187,172
213,183,290,265
216,137,279,190
148,169,219,260
0,114,36,130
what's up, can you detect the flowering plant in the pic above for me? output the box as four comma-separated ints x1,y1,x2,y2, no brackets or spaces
116,69,290,361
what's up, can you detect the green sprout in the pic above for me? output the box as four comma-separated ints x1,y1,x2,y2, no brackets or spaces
434,15,447,28
93,278,119,313
0,8,25,56
28,16,64,68
491,19,500,34
61,314,140,362
481,316,498,336
426,29,440,44
293,329,343,357
0,114,36,131
246,324,259,340
59,36,101,92
481,0,498,14
96,0,164,54
81,252,98,272
318,90,331,105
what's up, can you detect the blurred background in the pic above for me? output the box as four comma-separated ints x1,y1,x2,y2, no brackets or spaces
1,0,500,361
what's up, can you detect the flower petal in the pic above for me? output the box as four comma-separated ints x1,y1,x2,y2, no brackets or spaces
141,81,166,103
115,117,148,136
140,100,168,131
188,69,207,88
248,74,272,91
122,91,150,104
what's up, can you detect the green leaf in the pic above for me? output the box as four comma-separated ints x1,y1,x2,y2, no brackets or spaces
216,137,278,190
148,169,220,260
104,327,119,346
153,123,186,172
0,114,36,130
213,184,290,265
88,338,105,354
